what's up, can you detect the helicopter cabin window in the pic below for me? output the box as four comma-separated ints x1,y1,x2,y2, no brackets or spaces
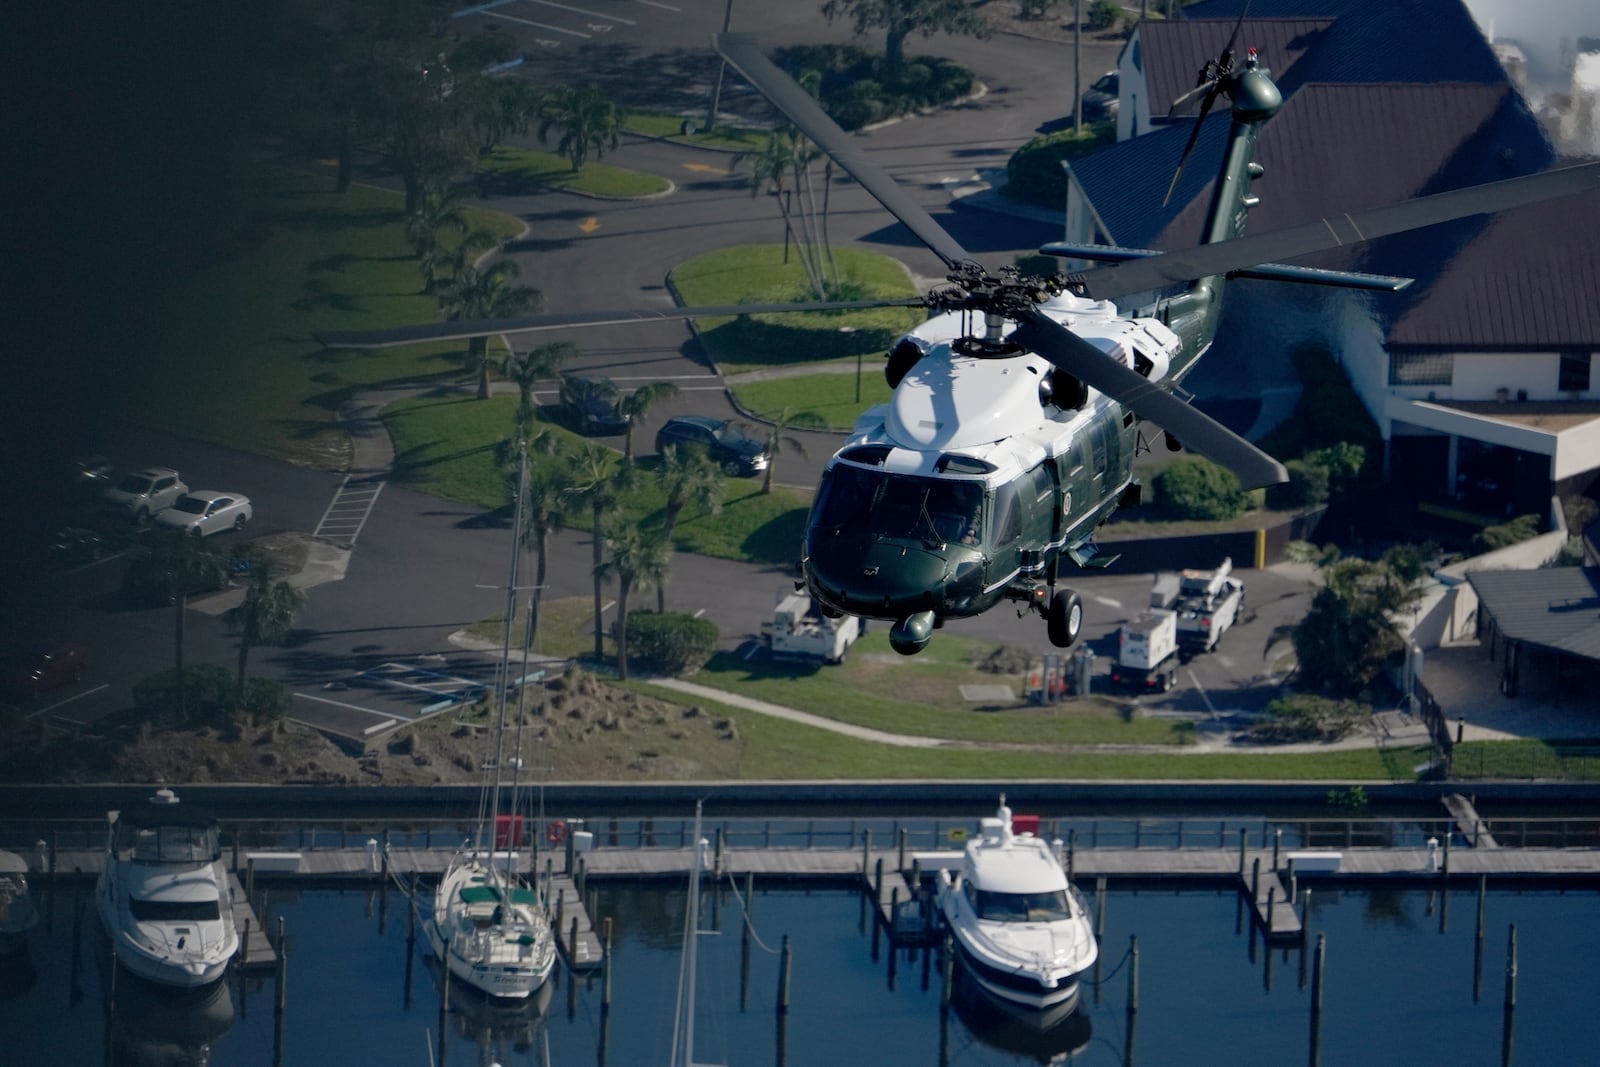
991,482,1022,547
840,445,892,467
812,466,984,545
935,454,996,475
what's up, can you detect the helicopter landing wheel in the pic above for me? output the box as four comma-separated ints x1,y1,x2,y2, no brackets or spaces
1046,588,1083,648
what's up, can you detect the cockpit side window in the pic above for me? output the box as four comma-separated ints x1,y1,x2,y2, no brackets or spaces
992,483,1022,546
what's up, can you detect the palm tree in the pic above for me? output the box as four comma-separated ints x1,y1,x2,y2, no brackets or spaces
596,523,671,680
734,131,827,300
437,259,541,398
434,228,497,296
756,408,828,495
653,445,722,611
537,85,624,172
406,182,470,293
127,530,232,722
617,381,680,461
516,432,571,653
504,340,575,429
566,444,633,660
225,564,307,705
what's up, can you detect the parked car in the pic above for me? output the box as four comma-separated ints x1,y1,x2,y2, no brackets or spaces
655,416,770,477
559,375,631,435
50,526,111,569
102,467,188,521
154,491,253,537
1081,70,1119,123
10,643,88,699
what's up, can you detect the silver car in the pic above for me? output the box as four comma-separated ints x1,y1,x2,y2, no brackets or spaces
154,491,253,537
103,467,188,521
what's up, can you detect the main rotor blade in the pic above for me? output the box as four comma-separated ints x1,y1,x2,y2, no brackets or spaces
317,298,926,349
1010,308,1287,488
1077,160,1600,301
713,32,974,271
1163,85,1220,207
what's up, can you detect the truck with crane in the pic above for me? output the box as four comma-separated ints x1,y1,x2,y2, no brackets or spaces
1168,557,1246,654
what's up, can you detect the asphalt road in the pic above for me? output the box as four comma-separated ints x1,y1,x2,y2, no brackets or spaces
12,10,1319,741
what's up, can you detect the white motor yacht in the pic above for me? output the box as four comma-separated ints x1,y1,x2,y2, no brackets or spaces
95,789,238,988
936,797,1098,1020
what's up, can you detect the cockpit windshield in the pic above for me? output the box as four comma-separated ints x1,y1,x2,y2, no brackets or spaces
813,465,984,546
969,887,1074,923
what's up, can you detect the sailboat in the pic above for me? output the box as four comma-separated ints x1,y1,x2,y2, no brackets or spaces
425,442,558,999
670,800,723,1067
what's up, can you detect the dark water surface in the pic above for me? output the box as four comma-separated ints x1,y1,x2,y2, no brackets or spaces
3,879,1597,1066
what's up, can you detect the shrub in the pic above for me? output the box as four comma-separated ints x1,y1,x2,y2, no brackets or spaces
1271,457,1331,509
1086,0,1123,31
132,665,236,727
1470,513,1542,554
624,611,720,675
240,677,291,726
1004,124,1114,208
1249,694,1363,743
1155,458,1248,521
774,45,974,131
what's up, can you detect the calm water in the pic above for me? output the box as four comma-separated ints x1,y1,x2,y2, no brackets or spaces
3,878,1598,1066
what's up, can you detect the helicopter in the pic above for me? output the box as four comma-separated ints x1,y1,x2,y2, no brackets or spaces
320,28,1600,657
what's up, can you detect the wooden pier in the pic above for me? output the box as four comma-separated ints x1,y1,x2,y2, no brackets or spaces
1443,793,1500,848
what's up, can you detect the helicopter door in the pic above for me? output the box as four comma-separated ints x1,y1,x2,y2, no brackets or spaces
1089,413,1121,500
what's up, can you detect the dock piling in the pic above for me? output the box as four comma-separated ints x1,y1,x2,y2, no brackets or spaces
1127,934,1139,1015
1310,932,1326,1067
601,916,613,1013
777,934,792,1014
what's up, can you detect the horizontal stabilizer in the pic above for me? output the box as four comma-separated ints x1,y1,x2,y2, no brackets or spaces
1039,243,1412,292
1068,541,1120,569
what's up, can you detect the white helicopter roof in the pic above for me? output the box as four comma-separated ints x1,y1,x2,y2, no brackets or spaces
885,300,1159,455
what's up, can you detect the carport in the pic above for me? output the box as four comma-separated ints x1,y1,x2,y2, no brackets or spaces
1466,566,1600,706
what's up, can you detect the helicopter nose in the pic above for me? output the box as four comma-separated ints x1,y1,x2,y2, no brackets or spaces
806,539,949,619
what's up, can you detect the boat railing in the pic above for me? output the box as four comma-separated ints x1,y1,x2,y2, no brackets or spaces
6,814,1600,862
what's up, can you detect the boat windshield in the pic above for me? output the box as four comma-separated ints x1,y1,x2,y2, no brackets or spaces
129,897,222,922
813,466,983,545
970,888,1074,922
115,823,220,864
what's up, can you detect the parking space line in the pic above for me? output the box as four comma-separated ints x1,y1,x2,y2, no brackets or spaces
25,684,109,720
523,0,637,24
295,691,413,722
482,11,591,37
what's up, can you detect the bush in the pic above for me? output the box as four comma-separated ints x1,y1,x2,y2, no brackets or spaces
1155,458,1248,521
624,611,720,675
1470,513,1542,554
1004,124,1114,208
774,45,974,131
1271,457,1332,509
1248,694,1364,743
1086,0,1123,31
132,665,236,727
240,677,291,726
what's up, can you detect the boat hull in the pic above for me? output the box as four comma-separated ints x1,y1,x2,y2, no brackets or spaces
948,931,1086,1015
95,862,237,989
427,855,556,1000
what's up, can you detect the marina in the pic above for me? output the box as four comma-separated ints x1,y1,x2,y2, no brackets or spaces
3,797,1600,1063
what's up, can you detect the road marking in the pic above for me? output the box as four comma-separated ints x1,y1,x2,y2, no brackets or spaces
683,162,730,175
25,684,109,720
1093,595,1124,609
483,11,591,37
315,475,384,548
1187,669,1220,719
579,217,600,233
525,0,636,24
633,0,680,10
295,691,412,722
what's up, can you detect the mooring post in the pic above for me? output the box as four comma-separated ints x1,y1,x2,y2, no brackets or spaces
1273,827,1282,871
1127,934,1140,1015
232,830,240,874
274,916,288,1017
601,916,614,1014
940,932,954,1006
1310,932,1327,1067
438,949,450,1065
555,884,565,932
898,827,908,872
1504,923,1518,1012
1095,877,1107,942
1443,832,1451,876
777,934,792,1014
242,918,251,967
568,916,579,964
1068,828,1077,883
1239,827,1248,875
715,827,725,879
1266,886,1277,935
861,828,871,875
247,856,256,908
1251,857,1261,902
874,857,884,900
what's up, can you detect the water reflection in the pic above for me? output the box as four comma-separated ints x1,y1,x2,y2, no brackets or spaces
947,964,1094,1064
427,956,555,1067
104,969,235,1067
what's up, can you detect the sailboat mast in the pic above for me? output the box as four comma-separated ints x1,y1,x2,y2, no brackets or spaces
480,440,530,861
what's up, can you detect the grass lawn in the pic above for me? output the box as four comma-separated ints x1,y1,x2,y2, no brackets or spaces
133,165,521,467
670,245,924,376
479,146,671,198
731,371,893,430
623,110,774,153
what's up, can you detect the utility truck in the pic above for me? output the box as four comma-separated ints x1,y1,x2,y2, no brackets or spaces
1162,557,1246,654
762,591,860,665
